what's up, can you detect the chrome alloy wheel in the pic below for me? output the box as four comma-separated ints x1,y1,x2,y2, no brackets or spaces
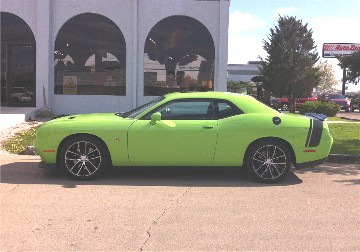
64,141,102,177
251,144,288,181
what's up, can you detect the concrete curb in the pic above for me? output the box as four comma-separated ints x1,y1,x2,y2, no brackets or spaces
327,154,360,164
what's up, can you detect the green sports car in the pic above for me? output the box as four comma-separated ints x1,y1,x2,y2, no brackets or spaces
35,92,333,182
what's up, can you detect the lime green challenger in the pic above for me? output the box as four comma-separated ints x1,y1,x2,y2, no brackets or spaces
35,92,333,182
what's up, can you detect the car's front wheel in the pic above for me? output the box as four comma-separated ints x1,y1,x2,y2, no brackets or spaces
59,136,110,180
246,140,291,183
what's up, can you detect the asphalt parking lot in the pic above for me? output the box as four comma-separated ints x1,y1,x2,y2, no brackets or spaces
1,155,359,251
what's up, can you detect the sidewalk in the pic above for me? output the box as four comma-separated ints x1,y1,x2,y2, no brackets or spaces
0,107,36,131
337,111,360,121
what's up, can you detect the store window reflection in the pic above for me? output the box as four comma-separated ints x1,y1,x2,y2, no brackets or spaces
1,12,36,107
144,16,215,96
54,13,126,95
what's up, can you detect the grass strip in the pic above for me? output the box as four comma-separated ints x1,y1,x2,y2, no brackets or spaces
328,123,360,155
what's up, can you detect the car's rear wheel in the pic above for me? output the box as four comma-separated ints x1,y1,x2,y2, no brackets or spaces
246,141,291,183
59,136,109,180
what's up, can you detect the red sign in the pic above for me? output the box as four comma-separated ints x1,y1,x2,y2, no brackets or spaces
322,43,360,58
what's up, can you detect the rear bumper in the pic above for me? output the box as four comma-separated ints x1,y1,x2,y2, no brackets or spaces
295,157,328,169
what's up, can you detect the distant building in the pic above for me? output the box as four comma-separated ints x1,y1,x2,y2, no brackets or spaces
1,0,230,115
227,61,262,82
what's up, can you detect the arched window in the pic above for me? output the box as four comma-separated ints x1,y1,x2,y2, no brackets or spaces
54,13,126,95
144,16,215,96
1,12,36,107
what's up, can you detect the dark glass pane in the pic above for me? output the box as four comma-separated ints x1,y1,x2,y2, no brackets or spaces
1,45,6,104
144,16,215,96
143,99,213,120
1,12,35,44
1,12,36,107
9,45,35,105
54,14,126,95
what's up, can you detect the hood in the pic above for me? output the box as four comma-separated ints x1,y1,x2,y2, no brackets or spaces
44,113,127,125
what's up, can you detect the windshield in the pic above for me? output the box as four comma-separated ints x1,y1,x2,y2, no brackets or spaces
120,96,165,118
328,94,345,99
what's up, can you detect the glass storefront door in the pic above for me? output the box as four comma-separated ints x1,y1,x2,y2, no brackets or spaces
1,44,36,107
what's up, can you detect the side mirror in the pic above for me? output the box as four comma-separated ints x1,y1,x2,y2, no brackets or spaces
150,112,161,125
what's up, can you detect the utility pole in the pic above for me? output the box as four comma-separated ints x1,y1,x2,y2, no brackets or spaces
342,67,346,96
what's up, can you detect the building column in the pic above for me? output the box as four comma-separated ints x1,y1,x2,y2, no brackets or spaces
132,0,138,108
216,0,229,91
35,0,52,109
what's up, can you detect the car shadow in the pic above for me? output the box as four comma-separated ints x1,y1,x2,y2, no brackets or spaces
296,163,360,177
0,161,302,188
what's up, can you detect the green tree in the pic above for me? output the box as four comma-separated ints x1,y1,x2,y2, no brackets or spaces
260,16,320,113
337,50,360,85
227,80,249,94
317,61,339,93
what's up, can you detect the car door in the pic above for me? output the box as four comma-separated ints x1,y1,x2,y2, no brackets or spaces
127,99,218,166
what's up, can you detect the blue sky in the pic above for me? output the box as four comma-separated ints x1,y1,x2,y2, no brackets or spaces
228,0,360,91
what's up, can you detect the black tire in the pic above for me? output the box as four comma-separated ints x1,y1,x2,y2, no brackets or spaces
246,140,291,183
59,135,110,180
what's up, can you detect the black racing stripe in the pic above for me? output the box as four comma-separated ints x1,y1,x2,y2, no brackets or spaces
308,120,323,147
305,119,313,147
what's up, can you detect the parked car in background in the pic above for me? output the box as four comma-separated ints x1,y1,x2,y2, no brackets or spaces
319,93,350,112
270,95,317,111
296,95,318,106
270,97,289,111
10,87,33,102
350,94,360,112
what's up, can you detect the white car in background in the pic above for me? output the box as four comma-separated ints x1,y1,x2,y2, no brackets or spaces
11,87,33,102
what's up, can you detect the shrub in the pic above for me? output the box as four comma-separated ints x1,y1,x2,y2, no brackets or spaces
298,101,341,117
2,127,37,154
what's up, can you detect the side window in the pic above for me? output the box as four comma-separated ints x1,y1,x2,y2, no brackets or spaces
143,99,213,120
142,98,242,120
215,100,242,119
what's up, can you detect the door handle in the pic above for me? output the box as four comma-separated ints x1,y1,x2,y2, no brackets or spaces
203,125,214,129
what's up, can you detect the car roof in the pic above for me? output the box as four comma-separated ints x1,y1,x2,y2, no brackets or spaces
164,91,244,99
163,91,278,114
